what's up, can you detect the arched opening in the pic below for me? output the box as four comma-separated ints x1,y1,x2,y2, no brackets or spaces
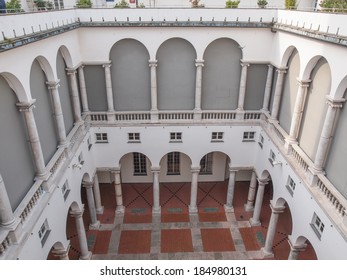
47,242,69,260
292,236,318,260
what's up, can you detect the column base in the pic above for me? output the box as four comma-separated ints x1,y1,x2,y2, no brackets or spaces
96,206,104,215
189,205,198,214
115,206,125,214
89,221,100,230
79,251,92,260
261,247,274,259
224,204,234,213
244,203,254,212
249,218,261,227
152,206,161,215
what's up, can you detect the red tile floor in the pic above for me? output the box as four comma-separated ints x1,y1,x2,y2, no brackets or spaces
49,180,317,260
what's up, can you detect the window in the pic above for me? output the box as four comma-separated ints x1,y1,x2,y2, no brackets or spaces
269,150,276,166
38,219,51,247
211,132,224,142
95,133,108,143
128,133,140,143
87,136,92,150
133,153,147,176
285,176,296,197
311,213,325,239
200,153,213,175
170,132,182,142
243,131,256,142
78,152,84,165
258,134,264,148
61,180,70,201
167,152,180,175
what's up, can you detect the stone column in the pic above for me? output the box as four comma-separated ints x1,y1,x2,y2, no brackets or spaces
224,168,237,212
82,180,100,229
237,62,250,110
52,245,70,260
66,69,82,123
102,63,114,112
288,79,311,142
250,178,269,226
151,167,161,214
189,166,200,213
194,59,204,111
262,202,285,258
16,100,46,177
78,65,89,113
46,80,67,147
288,239,307,260
149,60,158,112
70,208,91,260
244,170,257,212
93,174,104,214
313,97,345,172
112,168,124,213
270,69,287,120
0,173,16,227
262,65,274,112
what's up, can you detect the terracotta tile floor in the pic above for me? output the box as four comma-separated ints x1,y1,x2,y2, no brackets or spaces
59,180,317,260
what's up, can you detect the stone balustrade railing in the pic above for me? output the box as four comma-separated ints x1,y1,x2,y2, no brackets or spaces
90,113,108,121
159,111,194,121
115,111,151,121
244,112,261,120
317,174,347,218
0,231,11,257
271,121,287,145
290,144,311,173
201,111,236,120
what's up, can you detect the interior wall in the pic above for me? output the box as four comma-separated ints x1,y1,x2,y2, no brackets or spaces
244,64,268,110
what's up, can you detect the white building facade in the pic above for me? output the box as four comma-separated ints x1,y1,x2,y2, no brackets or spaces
0,8,347,260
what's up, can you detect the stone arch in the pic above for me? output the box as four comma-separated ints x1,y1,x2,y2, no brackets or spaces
156,37,197,110
0,72,28,102
301,55,326,81
198,151,231,182
292,235,318,260
259,169,271,180
47,241,69,260
335,75,347,99
109,39,151,111
280,45,297,67
58,45,73,68
34,55,55,82
159,151,193,182
201,37,242,110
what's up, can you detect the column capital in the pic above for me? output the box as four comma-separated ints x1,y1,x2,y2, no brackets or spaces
267,64,274,69
16,99,36,112
276,68,287,75
46,80,60,90
288,239,307,251
270,201,285,214
149,60,158,67
151,166,161,173
69,207,84,218
102,62,112,68
79,64,85,70
191,166,201,173
195,59,204,67
110,166,121,174
82,180,94,188
326,95,346,108
240,62,250,67
66,68,77,75
296,78,311,88
257,177,270,186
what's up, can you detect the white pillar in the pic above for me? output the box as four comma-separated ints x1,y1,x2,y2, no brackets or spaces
111,169,124,213
237,62,250,110
82,181,100,229
93,173,104,214
149,60,158,112
288,239,307,260
244,171,257,212
0,173,16,227
250,178,269,226
46,80,67,147
189,166,200,213
16,100,46,177
313,96,345,172
224,169,237,212
262,65,274,112
262,202,285,258
103,63,114,112
151,167,161,214
66,69,82,123
194,59,204,111
270,69,287,120
78,65,89,113
288,79,311,142
70,208,92,260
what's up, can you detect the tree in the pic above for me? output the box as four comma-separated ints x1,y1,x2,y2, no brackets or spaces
76,0,92,8
5,0,22,12
320,0,347,12
285,0,296,9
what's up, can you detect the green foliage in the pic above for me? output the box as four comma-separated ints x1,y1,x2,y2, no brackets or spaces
320,0,347,12
34,0,54,9
225,0,240,8
257,0,268,7
5,0,21,12
285,0,297,9
75,0,92,8
114,0,130,8
138,3,145,8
